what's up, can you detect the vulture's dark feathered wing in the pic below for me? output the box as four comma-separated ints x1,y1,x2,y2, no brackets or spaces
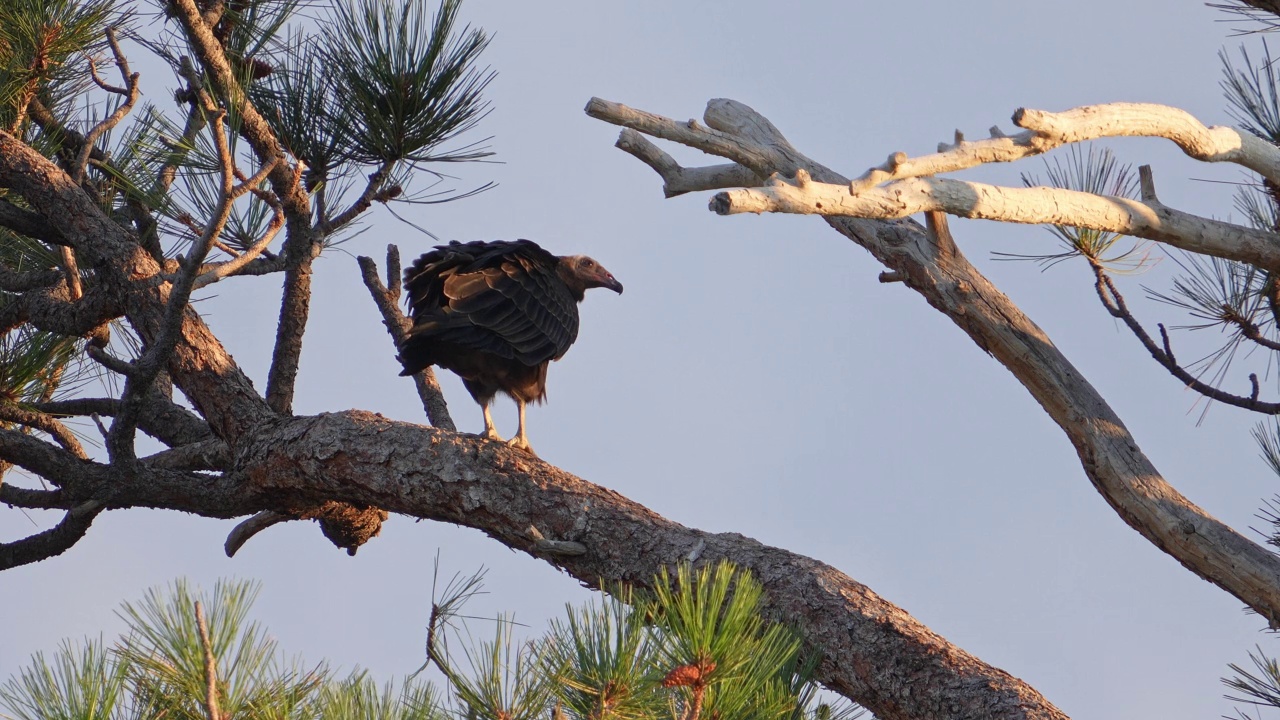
397,239,622,453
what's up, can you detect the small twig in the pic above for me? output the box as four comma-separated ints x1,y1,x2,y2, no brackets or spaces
194,601,222,720
1138,164,1158,202
73,28,141,184
878,271,904,283
89,413,110,443
224,510,290,557
526,525,586,557
321,161,396,233
1091,265,1280,413
357,251,455,430
86,345,137,377
387,244,402,301
58,248,83,301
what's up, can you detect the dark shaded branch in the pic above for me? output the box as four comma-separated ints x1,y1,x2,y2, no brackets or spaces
1229,310,1280,352
86,345,138,377
264,245,315,415
0,484,65,509
0,403,86,458
223,510,288,557
0,503,101,570
357,248,454,430
141,438,229,471
0,281,121,337
1090,265,1280,413
0,426,92,486
0,198,70,246
34,394,212,448
0,264,61,292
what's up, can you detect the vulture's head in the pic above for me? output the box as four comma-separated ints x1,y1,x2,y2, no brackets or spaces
557,255,624,299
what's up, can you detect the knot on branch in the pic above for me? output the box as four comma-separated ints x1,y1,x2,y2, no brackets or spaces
308,501,389,556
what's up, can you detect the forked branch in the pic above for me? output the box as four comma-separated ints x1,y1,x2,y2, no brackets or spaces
587,96,1280,638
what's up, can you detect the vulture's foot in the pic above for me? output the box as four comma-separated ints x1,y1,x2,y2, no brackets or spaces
507,435,536,455
479,427,504,442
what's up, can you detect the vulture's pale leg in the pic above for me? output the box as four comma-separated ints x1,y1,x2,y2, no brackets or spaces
507,399,534,453
480,402,503,441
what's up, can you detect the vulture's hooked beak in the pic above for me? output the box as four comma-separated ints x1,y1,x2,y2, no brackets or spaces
602,273,624,294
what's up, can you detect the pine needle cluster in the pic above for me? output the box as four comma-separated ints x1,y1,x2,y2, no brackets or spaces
0,564,864,720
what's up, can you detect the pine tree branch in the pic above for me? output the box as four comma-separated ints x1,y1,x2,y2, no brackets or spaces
0,130,274,443
73,28,141,184
0,281,121,338
322,161,397,232
264,247,315,415
0,502,101,570
0,402,87,458
33,394,212,448
1088,265,1280,413
35,410,1060,720
0,198,70,246
0,264,62,292
615,129,762,197
0,484,65,510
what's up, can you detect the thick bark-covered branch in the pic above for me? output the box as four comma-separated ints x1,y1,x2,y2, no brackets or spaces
67,410,1066,720
712,172,1280,271
0,403,86,458
587,96,1280,633
0,198,70,246
0,280,120,337
34,394,212,448
0,131,274,442
0,504,101,570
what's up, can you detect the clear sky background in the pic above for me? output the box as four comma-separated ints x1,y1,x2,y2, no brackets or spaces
3,2,1275,718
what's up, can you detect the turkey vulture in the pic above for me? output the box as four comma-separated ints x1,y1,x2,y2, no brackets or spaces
397,240,623,453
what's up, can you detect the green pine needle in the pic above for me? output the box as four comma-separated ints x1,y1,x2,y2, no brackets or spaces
999,144,1151,273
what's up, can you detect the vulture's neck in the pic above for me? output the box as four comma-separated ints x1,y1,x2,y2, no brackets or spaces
555,260,589,302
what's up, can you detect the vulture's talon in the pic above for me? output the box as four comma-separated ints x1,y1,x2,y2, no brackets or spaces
507,436,535,454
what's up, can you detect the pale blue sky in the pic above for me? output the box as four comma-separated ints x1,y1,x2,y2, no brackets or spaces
2,2,1272,718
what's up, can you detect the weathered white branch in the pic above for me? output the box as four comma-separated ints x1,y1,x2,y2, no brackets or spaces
714,173,1280,271
847,102,1280,191
588,95,1280,649
1015,103,1280,184
615,128,760,197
